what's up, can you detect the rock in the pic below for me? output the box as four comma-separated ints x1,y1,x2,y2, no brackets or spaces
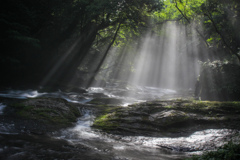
88,98,123,105
2,98,82,134
157,145,197,152
67,87,87,93
149,110,189,126
88,93,108,98
93,100,240,137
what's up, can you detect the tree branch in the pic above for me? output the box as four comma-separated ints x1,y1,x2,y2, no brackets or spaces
87,22,122,87
204,12,240,62
174,0,210,48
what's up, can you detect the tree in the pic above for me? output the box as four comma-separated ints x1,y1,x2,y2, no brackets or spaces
0,0,163,87
0,0,58,85
200,0,240,62
156,0,240,62
42,0,164,86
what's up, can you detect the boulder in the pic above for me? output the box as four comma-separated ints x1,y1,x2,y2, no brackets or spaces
93,100,240,137
2,98,82,134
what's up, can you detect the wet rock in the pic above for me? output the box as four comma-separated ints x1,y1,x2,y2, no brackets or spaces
149,110,188,126
88,93,108,98
158,145,198,152
121,117,142,122
67,87,87,93
1,98,83,134
93,100,240,137
88,98,123,105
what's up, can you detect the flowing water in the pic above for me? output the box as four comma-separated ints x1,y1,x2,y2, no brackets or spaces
0,86,239,160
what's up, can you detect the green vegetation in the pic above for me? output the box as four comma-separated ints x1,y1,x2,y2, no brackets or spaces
1,1,240,158
9,98,81,125
91,102,122,131
186,142,240,160
0,0,163,86
93,112,120,131
195,61,240,101
92,100,240,136
1,0,240,98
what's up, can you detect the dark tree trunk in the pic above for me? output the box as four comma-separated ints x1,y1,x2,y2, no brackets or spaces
39,23,99,87
87,23,122,87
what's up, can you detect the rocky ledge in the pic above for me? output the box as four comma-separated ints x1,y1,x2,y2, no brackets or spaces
0,97,82,134
93,100,240,137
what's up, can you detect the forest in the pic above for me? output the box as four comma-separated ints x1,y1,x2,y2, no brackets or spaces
0,0,240,159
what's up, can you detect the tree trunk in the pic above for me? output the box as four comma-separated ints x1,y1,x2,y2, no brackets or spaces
41,25,99,87
87,22,122,87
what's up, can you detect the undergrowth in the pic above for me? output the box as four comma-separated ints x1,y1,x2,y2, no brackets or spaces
186,141,240,160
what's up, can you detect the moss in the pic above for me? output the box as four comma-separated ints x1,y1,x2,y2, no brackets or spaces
164,105,173,109
93,112,119,130
93,100,240,136
186,142,240,160
8,99,81,125
182,101,240,115
92,104,123,131
10,103,34,118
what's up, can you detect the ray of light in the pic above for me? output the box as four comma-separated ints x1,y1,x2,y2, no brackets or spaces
40,37,81,87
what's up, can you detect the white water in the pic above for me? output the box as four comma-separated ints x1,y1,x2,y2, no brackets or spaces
0,85,178,107
55,109,239,159
0,89,93,103
0,103,6,115
0,90,43,99
0,88,239,159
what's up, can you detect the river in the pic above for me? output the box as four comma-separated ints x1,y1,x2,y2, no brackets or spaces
0,85,238,160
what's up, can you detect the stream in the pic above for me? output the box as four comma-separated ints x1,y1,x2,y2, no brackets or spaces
0,85,239,160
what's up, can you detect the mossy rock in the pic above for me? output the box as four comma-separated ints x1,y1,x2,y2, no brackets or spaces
92,100,240,136
7,98,81,127
88,98,123,105
93,112,120,131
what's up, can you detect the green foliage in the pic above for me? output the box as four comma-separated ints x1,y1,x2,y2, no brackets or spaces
197,60,240,101
1,0,239,89
153,0,240,61
186,142,240,160
199,0,240,58
0,0,165,86
0,1,43,49
183,100,240,115
154,0,206,22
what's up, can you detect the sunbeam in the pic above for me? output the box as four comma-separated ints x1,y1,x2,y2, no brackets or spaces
124,22,202,92
40,38,82,87
1,1,240,160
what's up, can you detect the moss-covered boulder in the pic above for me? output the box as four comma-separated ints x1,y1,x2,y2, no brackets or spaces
93,100,240,137
88,97,123,105
3,98,82,133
